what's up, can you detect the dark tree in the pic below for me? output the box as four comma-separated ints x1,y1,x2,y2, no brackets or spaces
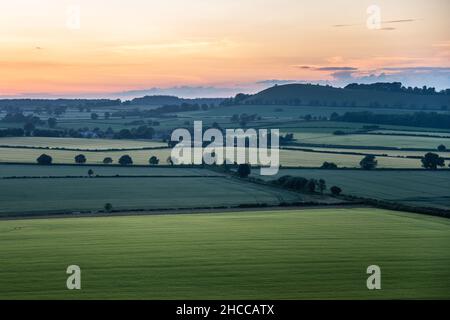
37,154,52,165
166,156,174,165
437,144,447,152
88,169,94,177
237,163,251,178
321,161,338,169
306,179,317,193
104,203,113,212
421,152,445,170
104,112,111,120
119,155,133,166
149,156,160,165
24,122,35,135
330,186,342,196
91,113,99,120
360,155,378,170
318,179,326,194
103,157,113,164
74,154,87,164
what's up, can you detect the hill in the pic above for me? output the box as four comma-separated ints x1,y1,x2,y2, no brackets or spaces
243,83,450,109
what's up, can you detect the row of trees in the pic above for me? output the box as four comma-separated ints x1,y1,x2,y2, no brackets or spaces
36,154,160,166
270,175,342,196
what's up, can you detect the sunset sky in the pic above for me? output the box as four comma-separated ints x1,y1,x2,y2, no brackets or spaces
0,0,449,98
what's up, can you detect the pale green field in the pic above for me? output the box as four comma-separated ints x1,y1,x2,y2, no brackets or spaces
0,137,166,150
288,132,450,149
0,208,449,299
0,147,423,168
287,147,450,159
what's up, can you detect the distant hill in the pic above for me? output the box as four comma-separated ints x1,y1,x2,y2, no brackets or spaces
126,95,225,106
242,83,450,110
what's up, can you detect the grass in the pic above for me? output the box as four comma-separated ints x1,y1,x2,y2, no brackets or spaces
256,169,450,210
288,132,450,149
0,208,449,299
0,146,423,168
0,176,320,215
0,164,220,178
0,137,166,150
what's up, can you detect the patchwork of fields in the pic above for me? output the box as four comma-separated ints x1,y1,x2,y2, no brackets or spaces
0,172,338,215
257,169,450,210
0,208,449,299
0,146,424,168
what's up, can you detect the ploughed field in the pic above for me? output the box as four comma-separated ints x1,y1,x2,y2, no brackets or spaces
0,208,449,299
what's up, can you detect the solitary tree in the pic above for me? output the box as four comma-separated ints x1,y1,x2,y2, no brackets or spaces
119,155,133,166
421,152,445,170
330,186,342,196
74,154,87,164
166,156,174,165
321,161,338,169
237,163,251,178
104,203,113,213
149,156,160,165
437,144,447,152
90,113,99,120
37,154,52,165
360,155,378,170
88,169,94,177
103,157,113,164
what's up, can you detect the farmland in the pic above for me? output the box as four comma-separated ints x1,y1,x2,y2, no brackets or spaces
0,137,166,150
0,174,337,216
288,132,450,149
0,208,449,299
256,169,450,210
0,146,424,168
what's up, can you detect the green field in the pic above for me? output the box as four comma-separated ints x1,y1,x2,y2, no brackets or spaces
0,164,220,178
288,132,450,149
0,175,337,215
256,169,450,210
0,146,424,168
0,137,166,150
0,208,449,299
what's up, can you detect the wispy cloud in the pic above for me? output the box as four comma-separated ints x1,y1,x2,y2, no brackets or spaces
333,18,418,28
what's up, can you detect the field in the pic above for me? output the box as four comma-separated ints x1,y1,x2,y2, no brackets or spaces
0,146,424,168
0,208,449,299
0,137,166,150
288,132,450,149
0,174,337,215
256,169,450,210
0,164,220,177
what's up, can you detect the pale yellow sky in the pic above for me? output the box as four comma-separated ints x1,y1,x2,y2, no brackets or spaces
0,0,449,96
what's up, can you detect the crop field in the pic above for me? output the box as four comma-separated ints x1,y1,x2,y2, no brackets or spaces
187,105,430,118
297,147,450,159
0,164,221,178
0,137,166,150
0,146,423,168
256,169,450,209
288,132,450,149
0,208,449,299
0,176,331,215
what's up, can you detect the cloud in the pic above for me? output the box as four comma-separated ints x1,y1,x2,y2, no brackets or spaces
333,18,418,28
316,66,358,71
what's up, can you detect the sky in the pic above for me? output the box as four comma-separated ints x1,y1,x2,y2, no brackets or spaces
0,0,449,98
